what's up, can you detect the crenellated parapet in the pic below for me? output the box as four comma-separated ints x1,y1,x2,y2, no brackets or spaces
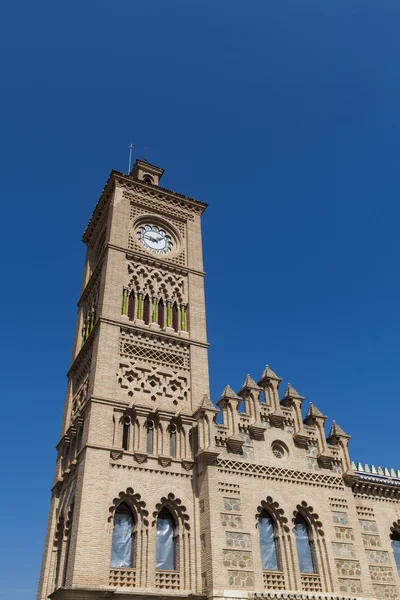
204,364,353,479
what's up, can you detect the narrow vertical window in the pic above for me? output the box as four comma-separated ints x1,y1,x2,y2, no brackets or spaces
128,292,135,321
143,294,150,325
111,503,134,568
172,302,179,332
169,424,177,457
156,507,176,570
294,515,315,573
391,532,400,574
259,510,279,570
122,417,130,451
158,299,164,328
146,421,153,454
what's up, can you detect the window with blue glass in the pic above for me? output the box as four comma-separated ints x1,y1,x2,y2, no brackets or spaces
111,503,135,568
294,515,316,573
258,510,279,570
391,532,400,575
156,508,176,570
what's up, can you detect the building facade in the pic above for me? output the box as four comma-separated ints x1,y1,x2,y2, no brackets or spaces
37,161,400,600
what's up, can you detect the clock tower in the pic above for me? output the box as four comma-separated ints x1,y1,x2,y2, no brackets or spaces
37,159,210,599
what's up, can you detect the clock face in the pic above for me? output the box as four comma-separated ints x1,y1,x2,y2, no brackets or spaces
137,225,173,254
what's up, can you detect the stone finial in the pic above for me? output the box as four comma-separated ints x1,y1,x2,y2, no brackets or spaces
221,385,239,399
328,420,350,440
200,394,218,411
283,383,305,401
304,402,327,424
239,374,261,395
258,364,282,383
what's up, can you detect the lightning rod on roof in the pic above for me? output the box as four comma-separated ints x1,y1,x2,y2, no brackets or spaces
128,143,133,174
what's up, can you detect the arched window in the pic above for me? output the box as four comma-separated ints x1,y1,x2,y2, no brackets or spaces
259,510,279,570
169,424,177,457
143,295,150,325
156,507,176,570
172,302,179,332
158,299,164,328
294,515,315,573
122,417,130,451
146,420,154,454
111,503,134,568
128,292,135,321
391,532,400,574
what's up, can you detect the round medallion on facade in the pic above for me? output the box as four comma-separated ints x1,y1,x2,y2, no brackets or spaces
137,224,173,255
271,441,288,460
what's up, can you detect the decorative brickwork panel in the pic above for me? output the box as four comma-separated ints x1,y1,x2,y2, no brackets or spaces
109,568,136,587
362,533,382,547
370,566,395,583
332,511,349,525
357,505,375,518
359,519,379,533
219,482,240,495
300,574,323,592
334,526,355,541
225,532,251,549
329,497,348,510
263,571,285,590
223,498,241,512
118,330,190,405
217,460,344,489
332,542,356,558
366,550,390,565
71,346,92,416
228,570,255,588
223,549,253,569
335,559,362,577
338,578,362,594
155,571,180,590
373,584,399,600
126,258,187,304
221,513,243,529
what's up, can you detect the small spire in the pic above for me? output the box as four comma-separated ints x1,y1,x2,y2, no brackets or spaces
220,385,239,400
239,374,261,394
200,394,216,410
283,383,304,400
260,364,281,380
328,420,349,439
305,402,327,422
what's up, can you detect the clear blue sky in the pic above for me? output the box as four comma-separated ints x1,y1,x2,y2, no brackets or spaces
1,1,400,597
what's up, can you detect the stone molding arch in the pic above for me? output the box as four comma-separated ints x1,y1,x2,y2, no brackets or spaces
108,487,149,527
152,492,190,531
292,500,324,537
256,496,289,533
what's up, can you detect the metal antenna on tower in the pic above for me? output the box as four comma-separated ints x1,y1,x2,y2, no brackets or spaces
139,145,148,163
128,143,134,174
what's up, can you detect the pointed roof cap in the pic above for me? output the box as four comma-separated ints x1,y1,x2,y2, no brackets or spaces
328,420,350,439
239,374,261,395
216,385,240,405
283,383,305,401
200,394,218,411
258,364,282,383
304,402,327,423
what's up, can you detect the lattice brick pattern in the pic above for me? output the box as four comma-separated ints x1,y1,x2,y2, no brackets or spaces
109,568,136,587
356,505,375,518
120,332,190,370
126,185,202,220
300,574,323,592
219,482,240,495
217,459,345,490
329,497,348,510
263,571,285,590
127,197,186,266
155,571,180,590
127,259,187,303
